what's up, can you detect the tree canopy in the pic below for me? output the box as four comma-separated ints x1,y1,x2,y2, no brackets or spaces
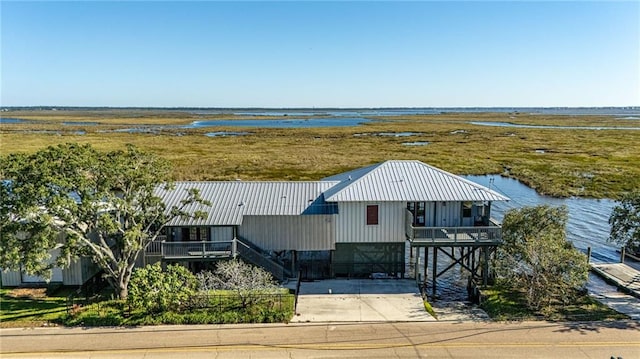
0,143,208,299
608,190,640,253
494,205,589,311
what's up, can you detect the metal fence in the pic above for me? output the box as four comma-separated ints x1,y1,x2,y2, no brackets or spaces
186,292,295,312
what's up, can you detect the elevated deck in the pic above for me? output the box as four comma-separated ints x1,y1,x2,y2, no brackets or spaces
406,225,502,247
144,237,291,281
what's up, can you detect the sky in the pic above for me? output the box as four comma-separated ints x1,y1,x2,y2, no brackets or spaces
1,1,639,108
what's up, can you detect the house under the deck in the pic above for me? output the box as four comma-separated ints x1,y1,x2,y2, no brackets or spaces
146,160,509,284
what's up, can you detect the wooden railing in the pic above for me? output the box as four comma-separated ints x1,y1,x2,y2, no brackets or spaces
143,237,291,282
405,210,501,245
160,241,233,259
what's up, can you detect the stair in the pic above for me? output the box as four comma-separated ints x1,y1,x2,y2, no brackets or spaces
234,237,292,282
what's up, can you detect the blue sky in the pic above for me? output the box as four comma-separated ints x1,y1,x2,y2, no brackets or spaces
2,1,638,108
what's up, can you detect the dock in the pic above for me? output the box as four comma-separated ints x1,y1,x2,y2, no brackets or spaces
590,262,640,299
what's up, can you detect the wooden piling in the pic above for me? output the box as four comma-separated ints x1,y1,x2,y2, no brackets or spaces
432,247,438,298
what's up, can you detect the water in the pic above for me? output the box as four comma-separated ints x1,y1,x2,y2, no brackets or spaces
0,118,29,124
415,175,627,300
402,142,430,146
204,131,250,137
471,121,640,130
62,121,99,126
466,175,619,262
353,132,423,137
186,117,371,128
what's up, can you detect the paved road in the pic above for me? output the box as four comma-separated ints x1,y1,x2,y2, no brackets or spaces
2,321,639,358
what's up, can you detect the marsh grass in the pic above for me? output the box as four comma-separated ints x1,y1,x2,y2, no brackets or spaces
2,111,638,198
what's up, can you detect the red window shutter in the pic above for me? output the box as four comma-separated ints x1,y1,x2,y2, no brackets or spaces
367,205,379,225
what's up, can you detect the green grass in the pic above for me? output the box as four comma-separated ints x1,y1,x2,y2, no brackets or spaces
0,287,75,327
1,286,295,327
479,285,628,321
61,291,295,326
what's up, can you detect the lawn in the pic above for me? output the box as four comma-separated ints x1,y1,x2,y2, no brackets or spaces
479,285,628,321
0,287,73,327
0,287,295,327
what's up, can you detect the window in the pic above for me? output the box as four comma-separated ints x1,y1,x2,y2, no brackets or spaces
366,205,379,225
462,202,472,218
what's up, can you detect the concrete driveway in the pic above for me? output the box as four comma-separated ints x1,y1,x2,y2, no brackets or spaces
290,279,435,322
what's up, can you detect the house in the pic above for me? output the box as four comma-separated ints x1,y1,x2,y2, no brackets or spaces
1,248,99,287
145,160,509,281
2,160,508,287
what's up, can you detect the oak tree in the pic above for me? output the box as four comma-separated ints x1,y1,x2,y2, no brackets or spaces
0,143,207,299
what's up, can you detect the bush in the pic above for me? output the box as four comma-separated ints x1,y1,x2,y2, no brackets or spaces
494,205,589,310
128,263,197,313
196,259,279,308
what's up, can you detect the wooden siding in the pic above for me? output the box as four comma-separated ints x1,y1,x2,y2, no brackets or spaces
435,201,461,227
211,226,234,242
335,202,406,243
0,257,93,287
62,257,98,286
239,215,336,251
1,270,22,286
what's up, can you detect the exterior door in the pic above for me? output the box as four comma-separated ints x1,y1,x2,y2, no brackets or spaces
407,202,427,227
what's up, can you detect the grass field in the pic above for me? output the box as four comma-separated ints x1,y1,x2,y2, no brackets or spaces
2,109,638,198
0,287,72,327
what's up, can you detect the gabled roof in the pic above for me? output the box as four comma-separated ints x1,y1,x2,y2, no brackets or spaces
322,160,509,202
156,181,338,226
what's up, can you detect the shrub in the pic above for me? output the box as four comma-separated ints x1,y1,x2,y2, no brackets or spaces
128,263,197,313
196,259,279,308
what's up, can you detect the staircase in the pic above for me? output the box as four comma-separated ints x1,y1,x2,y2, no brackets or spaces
234,237,292,282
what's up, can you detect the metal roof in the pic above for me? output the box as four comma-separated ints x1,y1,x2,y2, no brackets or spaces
322,160,510,202
156,181,338,226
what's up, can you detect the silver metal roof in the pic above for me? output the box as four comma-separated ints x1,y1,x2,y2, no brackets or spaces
322,160,509,202
156,181,338,226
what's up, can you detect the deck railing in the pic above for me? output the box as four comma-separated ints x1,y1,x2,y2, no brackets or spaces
405,210,502,245
160,241,233,259
143,237,291,281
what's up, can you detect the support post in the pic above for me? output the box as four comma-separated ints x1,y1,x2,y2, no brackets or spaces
471,247,476,278
620,246,625,264
586,247,592,263
291,250,297,275
432,247,438,298
423,247,428,286
414,248,419,280
232,238,237,258
482,247,489,286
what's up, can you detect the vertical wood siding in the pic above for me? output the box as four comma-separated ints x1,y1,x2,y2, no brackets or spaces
435,201,461,227
239,215,336,251
335,202,406,243
1,270,22,286
210,226,234,242
62,257,99,286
